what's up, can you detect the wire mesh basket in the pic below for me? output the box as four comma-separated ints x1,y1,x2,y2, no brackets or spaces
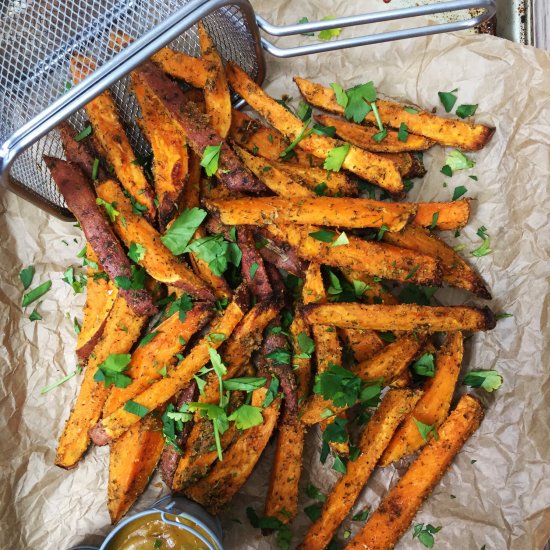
0,0,495,219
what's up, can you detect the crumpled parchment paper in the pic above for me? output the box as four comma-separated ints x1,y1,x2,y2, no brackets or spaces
1,0,550,548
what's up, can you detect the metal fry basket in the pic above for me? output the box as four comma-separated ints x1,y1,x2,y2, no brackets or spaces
0,0,495,219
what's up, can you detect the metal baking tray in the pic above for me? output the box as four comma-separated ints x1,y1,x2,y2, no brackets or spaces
392,0,533,45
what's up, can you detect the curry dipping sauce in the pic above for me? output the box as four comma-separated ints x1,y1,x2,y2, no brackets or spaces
105,512,216,550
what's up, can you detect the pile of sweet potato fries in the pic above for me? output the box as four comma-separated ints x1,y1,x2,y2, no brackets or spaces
47,23,496,549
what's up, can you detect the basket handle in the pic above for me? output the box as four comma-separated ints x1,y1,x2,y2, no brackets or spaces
257,0,496,58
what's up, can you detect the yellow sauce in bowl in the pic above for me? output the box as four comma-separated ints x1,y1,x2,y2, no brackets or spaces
105,512,215,550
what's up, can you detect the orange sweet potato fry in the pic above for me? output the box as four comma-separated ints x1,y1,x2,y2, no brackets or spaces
345,395,483,550
55,296,148,469
295,77,494,151
108,416,164,523
379,331,464,466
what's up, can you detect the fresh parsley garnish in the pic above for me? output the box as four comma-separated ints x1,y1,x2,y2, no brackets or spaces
463,370,503,392
412,353,435,377
124,400,149,417
413,523,442,548
331,232,349,247
91,158,100,181
352,508,370,521
446,150,475,172
223,377,267,391
309,229,336,243
139,331,159,347
94,353,132,388
372,128,388,143
429,212,439,229
19,265,35,289
96,198,120,223
297,16,315,36
456,104,478,119
22,280,52,307
161,207,207,255
114,265,147,290
246,507,293,550
227,404,264,430
40,366,82,394
438,89,458,113
452,185,468,201
324,143,350,172
165,293,193,322
318,16,342,41
266,348,292,365
249,261,259,280
128,242,146,263
440,164,453,177
200,143,223,177
296,332,315,359
397,122,409,142
62,267,87,294
413,418,438,442
313,362,381,408
29,308,42,321
74,125,92,142
185,234,242,276
161,402,192,450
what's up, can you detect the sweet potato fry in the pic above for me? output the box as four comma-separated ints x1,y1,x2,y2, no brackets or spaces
70,55,156,219
230,109,318,166
134,63,268,194
414,199,471,230
55,295,148,469
253,229,307,277
45,157,157,316
314,113,435,153
58,122,107,182
234,146,313,198
302,263,348,454
303,303,497,332
226,63,403,193
103,302,213,415
206,196,416,232
290,311,313,400
179,152,232,299
271,161,359,197
299,389,422,550
90,295,247,444
266,224,442,286
380,332,464,466
96,179,215,301
345,395,483,550
353,333,427,385
339,328,386,363
295,77,494,151
173,421,240,491
265,416,305,523
132,72,188,230
184,387,281,514
383,224,491,298
76,245,118,360
108,415,164,523
151,48,209,88
159,381,198,489
315,114,435,153
238,226,273,300
198,22,231,138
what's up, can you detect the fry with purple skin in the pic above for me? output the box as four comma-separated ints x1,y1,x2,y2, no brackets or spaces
44,157,157,316
133,62,269,195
